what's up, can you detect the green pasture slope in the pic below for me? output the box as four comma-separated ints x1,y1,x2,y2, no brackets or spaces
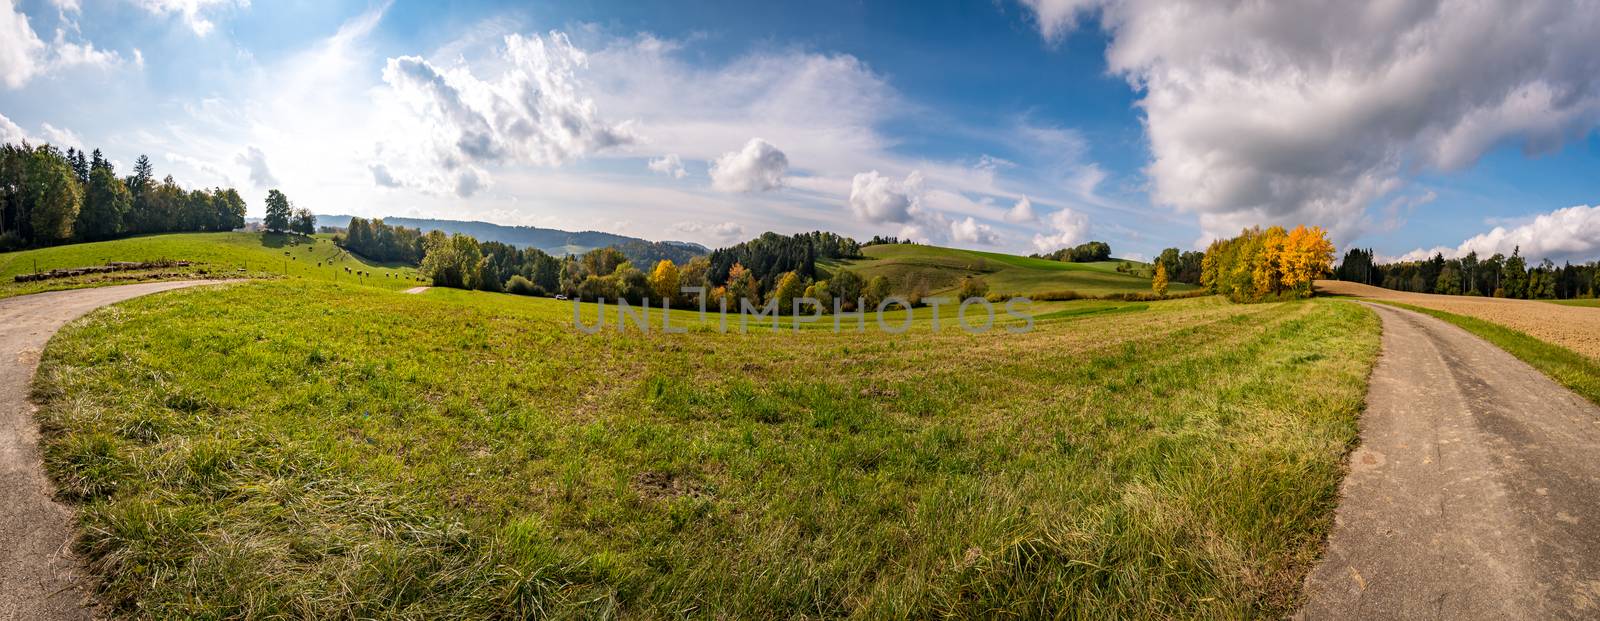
838,243,1196,297
0,232,421,298
33,266,1379,618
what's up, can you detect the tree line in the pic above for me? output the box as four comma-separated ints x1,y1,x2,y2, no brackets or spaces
1336,247,1597,299
1032,240,1112,263
1201,225,1336,302
0,141,247,251
415,228,913,313
705,231,863,293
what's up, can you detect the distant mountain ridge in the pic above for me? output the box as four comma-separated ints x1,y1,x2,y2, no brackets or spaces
314,215,709,265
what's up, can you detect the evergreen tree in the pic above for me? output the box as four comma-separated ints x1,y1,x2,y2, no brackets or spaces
77,165,131,240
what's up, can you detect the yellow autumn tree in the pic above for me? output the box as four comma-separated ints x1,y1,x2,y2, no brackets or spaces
1202,224,1336,302
1281,225,1335,295
649,259,680,304
1251,225,1289,299
1152,262,1169,296
726,262,757,305
770,271,807,313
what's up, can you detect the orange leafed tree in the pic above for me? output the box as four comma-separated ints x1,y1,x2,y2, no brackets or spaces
1281,225,1335,294
1201,224,1335,302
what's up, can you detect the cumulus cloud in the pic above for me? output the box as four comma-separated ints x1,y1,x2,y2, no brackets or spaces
1019,0,1102,41
848,170,921,224
1020,0,1600,242
647,153,686,179
131,0,242,36
1032,207,1090,253
950,216,1002,245
39,122,81,149
235,145,278,188
1005,196,1037,223
369,163,401,188
377,31,634,195
1391,204,1600,264
0,0,122,88
0,111,29,143
454,168,485,198
708,138,788,192
0,1,46,88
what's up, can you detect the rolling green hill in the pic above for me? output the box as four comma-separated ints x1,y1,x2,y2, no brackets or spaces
0,232,421,298
837,244,1197,297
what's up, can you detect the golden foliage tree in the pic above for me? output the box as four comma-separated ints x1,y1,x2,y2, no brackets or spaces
1152,263,1169,296
770,271,807,312
1201,225,1335,302
649,259,680,303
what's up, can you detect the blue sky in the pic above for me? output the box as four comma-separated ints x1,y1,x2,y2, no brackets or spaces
3,0,1598,263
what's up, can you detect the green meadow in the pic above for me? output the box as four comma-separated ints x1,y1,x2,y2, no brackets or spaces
0,231,420,298
838,243,1194,298
31,262,1380,618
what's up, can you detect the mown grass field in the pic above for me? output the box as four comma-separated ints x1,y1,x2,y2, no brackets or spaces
0,232,421,298
838,244,1192,297
34,279,1378,618
1549,298,1600,308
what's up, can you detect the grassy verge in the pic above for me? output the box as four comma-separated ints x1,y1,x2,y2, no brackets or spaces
1547,298,1600,308
1374,301,1600,405
0,231,421,299
35,282,1379,618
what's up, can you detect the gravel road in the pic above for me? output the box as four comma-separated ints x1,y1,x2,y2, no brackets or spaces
1299,302,1600,619
1316,279,1600,360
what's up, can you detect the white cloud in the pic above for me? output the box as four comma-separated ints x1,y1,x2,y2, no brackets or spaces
234,145,277,188
1391,204,1600,264
1032,207,1090,253
670,220,746,244
39,121,82,149
165,151,234,187
369,163,401,188
950,216,1002,245
1005,196,1037,223
377,31,634,195
0,111,29,143
0,0,46,88
1019,0,1102,41
0,0,126,89
1021,0,1600,243
708,138,787,192
848,170,921,224
131,0,243,36
647,153,686,179
49,0,80,14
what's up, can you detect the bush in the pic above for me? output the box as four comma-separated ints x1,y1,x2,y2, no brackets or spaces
956,276,989,301
505,275,542,297
1032,290,1087,301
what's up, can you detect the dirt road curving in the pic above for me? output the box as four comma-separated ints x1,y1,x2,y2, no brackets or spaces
1,281,237,621
1300,302,1600,619
1316,279,1600,360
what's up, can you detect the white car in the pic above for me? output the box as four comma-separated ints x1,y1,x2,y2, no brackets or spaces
554,294,567,300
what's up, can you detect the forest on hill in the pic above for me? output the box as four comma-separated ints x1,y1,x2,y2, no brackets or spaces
0,142,249,251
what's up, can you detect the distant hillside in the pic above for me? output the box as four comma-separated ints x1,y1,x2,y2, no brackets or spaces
838,244,1196,297
314,215,708,265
